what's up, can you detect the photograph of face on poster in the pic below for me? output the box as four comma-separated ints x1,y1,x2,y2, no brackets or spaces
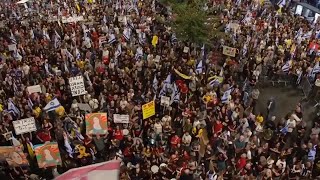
85,113,108,135
0,146,28,167
34,142,62,168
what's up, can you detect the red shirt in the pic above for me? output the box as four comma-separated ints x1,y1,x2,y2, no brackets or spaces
170,135,181,147
114,129,124,141
237,157,247,170
214,122,223,134
37,131,51,142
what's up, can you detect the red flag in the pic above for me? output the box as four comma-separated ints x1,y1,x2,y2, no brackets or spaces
56,160,120,180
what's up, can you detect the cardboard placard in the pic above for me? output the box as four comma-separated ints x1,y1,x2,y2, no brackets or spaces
34,142,62,168
0,146,28,167
222,46,237,57
160,96,170,107
27,85,42,94
142,101,156,119
85,113,108,135
8,44,16,52
12,117,37,135
69,76,86,96
113,114,129,123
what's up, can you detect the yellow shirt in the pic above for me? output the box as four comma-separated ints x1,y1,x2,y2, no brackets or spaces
152,35,158,47
33,107,41,118
55,106,65,117
77,60,85,70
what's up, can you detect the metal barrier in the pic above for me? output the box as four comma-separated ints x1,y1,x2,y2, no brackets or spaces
299,76,313,99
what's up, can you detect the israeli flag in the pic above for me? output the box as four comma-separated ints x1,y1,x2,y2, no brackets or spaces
43,29,50,41
8,99,20,116
236,0,241,6
200,44,205,58
43,98,61,112
277,0,286,8
115,44,122,58
170,83,180,105
54,30,61,49
310,62,320,77
10,31,17,44
65,49,74,61
122,28,131,41
281,60,291,73
135,47,143,60
302,30,312,40
221,87,233,104
14,50,22,61
75,48,81,60
153,75,158,93
102,15,107,25
138,31,146,45
209,78,220,87
108,33,116,44
159,73,172,97
196,60,203,74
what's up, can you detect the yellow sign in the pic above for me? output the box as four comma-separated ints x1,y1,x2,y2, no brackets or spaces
142,101,156,119
222,46,237,57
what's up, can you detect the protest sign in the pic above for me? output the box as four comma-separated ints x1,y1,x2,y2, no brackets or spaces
27,85,42,94
85,113,108,135
8,44,16,51
69,76,86,96
113,114,130,123
12,117,37,135
0,146,28,167
34,142,62,168
160,96,170,107
222,46,237,57
142,101,155,119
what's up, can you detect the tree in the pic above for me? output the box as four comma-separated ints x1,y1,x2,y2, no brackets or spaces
160,0,225,46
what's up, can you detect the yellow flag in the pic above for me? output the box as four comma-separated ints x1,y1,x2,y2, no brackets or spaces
151,35,158,47
174,68,192,80
87,0,93,4
76,3,81,12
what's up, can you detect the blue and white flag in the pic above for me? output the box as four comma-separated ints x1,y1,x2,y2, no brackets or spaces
10,31,17,44
122,28,131,41
281,60,291,73
43,98,61,112
221,87,233,104
108,34,116,44
43,29,50,41
65,49,74,61
209,78,220,87
310,61,320,78
75,48,81,60
54,30,61,49
135,47,143,60
153,75,158,93
8,99,20,116
277,0,286,8
171,33,177,43
138,31,146,45
170,83,180,105
196,60,203,74
102,15,107,25
30,29,35,39
115,44,122,58
159,73,171,97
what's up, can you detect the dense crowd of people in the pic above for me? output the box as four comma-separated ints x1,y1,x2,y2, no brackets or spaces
1,0,320,179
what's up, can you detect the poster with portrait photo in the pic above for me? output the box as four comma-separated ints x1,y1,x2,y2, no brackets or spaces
85,113,108,135
34,142,62,168
0,146,28,167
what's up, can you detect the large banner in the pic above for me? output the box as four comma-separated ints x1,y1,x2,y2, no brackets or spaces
85,113,108,135
0,146,28,167
12,117,37,135
69,76,86,96
142,101,155,119
34,142,62,168
223,46,237,57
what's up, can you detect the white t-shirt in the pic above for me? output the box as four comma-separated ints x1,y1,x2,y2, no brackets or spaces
154,123,162,134
182,134,192,145
286,119,296,133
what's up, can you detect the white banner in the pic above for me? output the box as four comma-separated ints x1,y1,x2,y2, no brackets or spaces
27,85,42,94
12,117,37,135
8,44,16,51
62,16,84,23
113,114,129,123
69,76,86,96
